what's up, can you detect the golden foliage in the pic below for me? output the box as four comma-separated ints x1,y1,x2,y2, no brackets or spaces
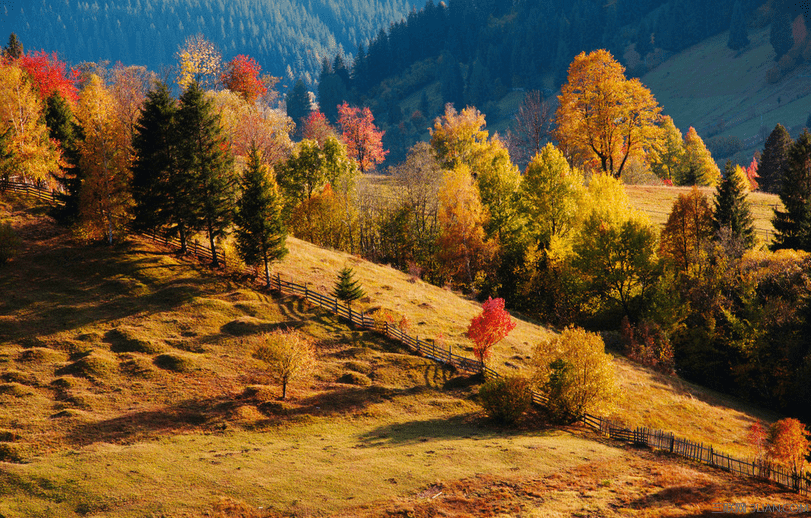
176,34,223,91
659,187,714,272
555,50,663,178
253,329,316,400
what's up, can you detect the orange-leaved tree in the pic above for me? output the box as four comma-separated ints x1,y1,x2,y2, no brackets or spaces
658,187,714,273
555,49,662,179
337,102,387,173
467,296,517,369
221,54,267,103
767,417,810,474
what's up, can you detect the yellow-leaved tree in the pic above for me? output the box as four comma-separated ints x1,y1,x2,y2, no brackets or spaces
76,74,133,244
176,34,223,91
556,49,663,179
680,127,721,186
0,61,59,185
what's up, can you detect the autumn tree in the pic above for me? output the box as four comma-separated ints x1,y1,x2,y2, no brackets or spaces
253,330,316,400
772,130,811,252
532,326,619,422
713,161,756,250
221,54,267,103
436,165,495,290
659,187,714,272
15,51,79,103
176,34,222,91
649,116,686,182
680,127,721,186
337,102,388,174
555,49,663,178
0,62,59,185
76,74,133,244
332,266,366,303
767,418,810,474
176,81,236,267
235,146,287,288
301,110,337,146
467,296,517,369
506,90,554,170
520,143,584,250
759,124,793,194
109,64,155,136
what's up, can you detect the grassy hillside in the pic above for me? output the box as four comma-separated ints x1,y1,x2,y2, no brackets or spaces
0,193,802,516
642,25,811,166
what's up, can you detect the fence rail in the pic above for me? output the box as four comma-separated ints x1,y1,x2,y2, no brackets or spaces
6,179,811,496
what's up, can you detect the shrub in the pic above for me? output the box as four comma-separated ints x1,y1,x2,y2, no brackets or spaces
0,222,21,265
532,327,619,423
477,375,532,424
619,317,675,375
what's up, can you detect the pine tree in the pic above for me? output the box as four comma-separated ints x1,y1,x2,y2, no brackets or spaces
332,266,365,303
3,33,23,60
772,130,811,251
727,0,749,50
771,10,793,62
286,78,312,135
176,81,236,267
45,93,84,225
235,146,287,288
758,124,793,194
713,160,756,250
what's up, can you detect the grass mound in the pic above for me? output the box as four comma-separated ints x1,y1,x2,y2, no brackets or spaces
119,356,158,378
1,369,37,385
220,316,279,336
0,382,32,397
0,443,24,463
56,351,118,380
17,347,66,364
338,372,372,386
153,352,198,373
105,327,166,354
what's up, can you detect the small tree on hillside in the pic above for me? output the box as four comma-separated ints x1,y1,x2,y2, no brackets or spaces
253,330,316,400
772,130,811,252
332,266,365,303
467,297,517,369
767,418,810,474
337,102,387,173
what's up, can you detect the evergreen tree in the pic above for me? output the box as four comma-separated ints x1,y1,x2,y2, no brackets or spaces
772,130,811,252
440,54,464,110
771,10,793,62
713,160,756,250
286,78,312,136
727,0,749,50
3,33,23,60
176,81,236,267
235,146,287,288
45,93,84,224
759,124,793,194
332,266,365,303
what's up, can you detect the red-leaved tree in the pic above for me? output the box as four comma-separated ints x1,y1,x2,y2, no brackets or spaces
221,54,267,103
746,155,759,191
337,102,388,173
467,297,517,369
302,110,337,146
16,51,79,102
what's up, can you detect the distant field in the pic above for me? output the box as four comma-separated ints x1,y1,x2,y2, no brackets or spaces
0,193,797,516
626,185,783,245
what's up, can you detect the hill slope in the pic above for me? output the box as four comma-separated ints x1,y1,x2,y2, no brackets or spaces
0,193,798,516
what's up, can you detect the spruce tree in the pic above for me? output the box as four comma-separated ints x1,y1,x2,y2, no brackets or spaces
332,267,365,303
176,81,236,267
771,10,793,62
131,82,188,241
235,146,287,288
286,79,312,134
45,93,84,224
727,0,749,51
772,130,811,252
713,160,756,250
3,33,22,60
759,124,793,194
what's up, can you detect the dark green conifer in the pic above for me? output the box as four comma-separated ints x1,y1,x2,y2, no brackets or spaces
45,93,83,224
759,124,793,194
176,81,236,267
727,0,749,51
332,267,365,303
235,146,287,288
286,79,312,135
713,160,756,250
3,33,22,60
770,10,793,62
772,130,811,252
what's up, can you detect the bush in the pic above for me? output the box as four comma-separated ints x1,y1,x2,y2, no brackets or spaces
477,375,532,424
0,222,21,265
532,327,619,423
620,317,675,375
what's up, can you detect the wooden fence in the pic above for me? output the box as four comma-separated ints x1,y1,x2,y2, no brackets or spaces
5,179,811,496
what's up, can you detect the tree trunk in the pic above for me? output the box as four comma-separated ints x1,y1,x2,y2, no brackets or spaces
207,218,219,268
263,250,271,289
